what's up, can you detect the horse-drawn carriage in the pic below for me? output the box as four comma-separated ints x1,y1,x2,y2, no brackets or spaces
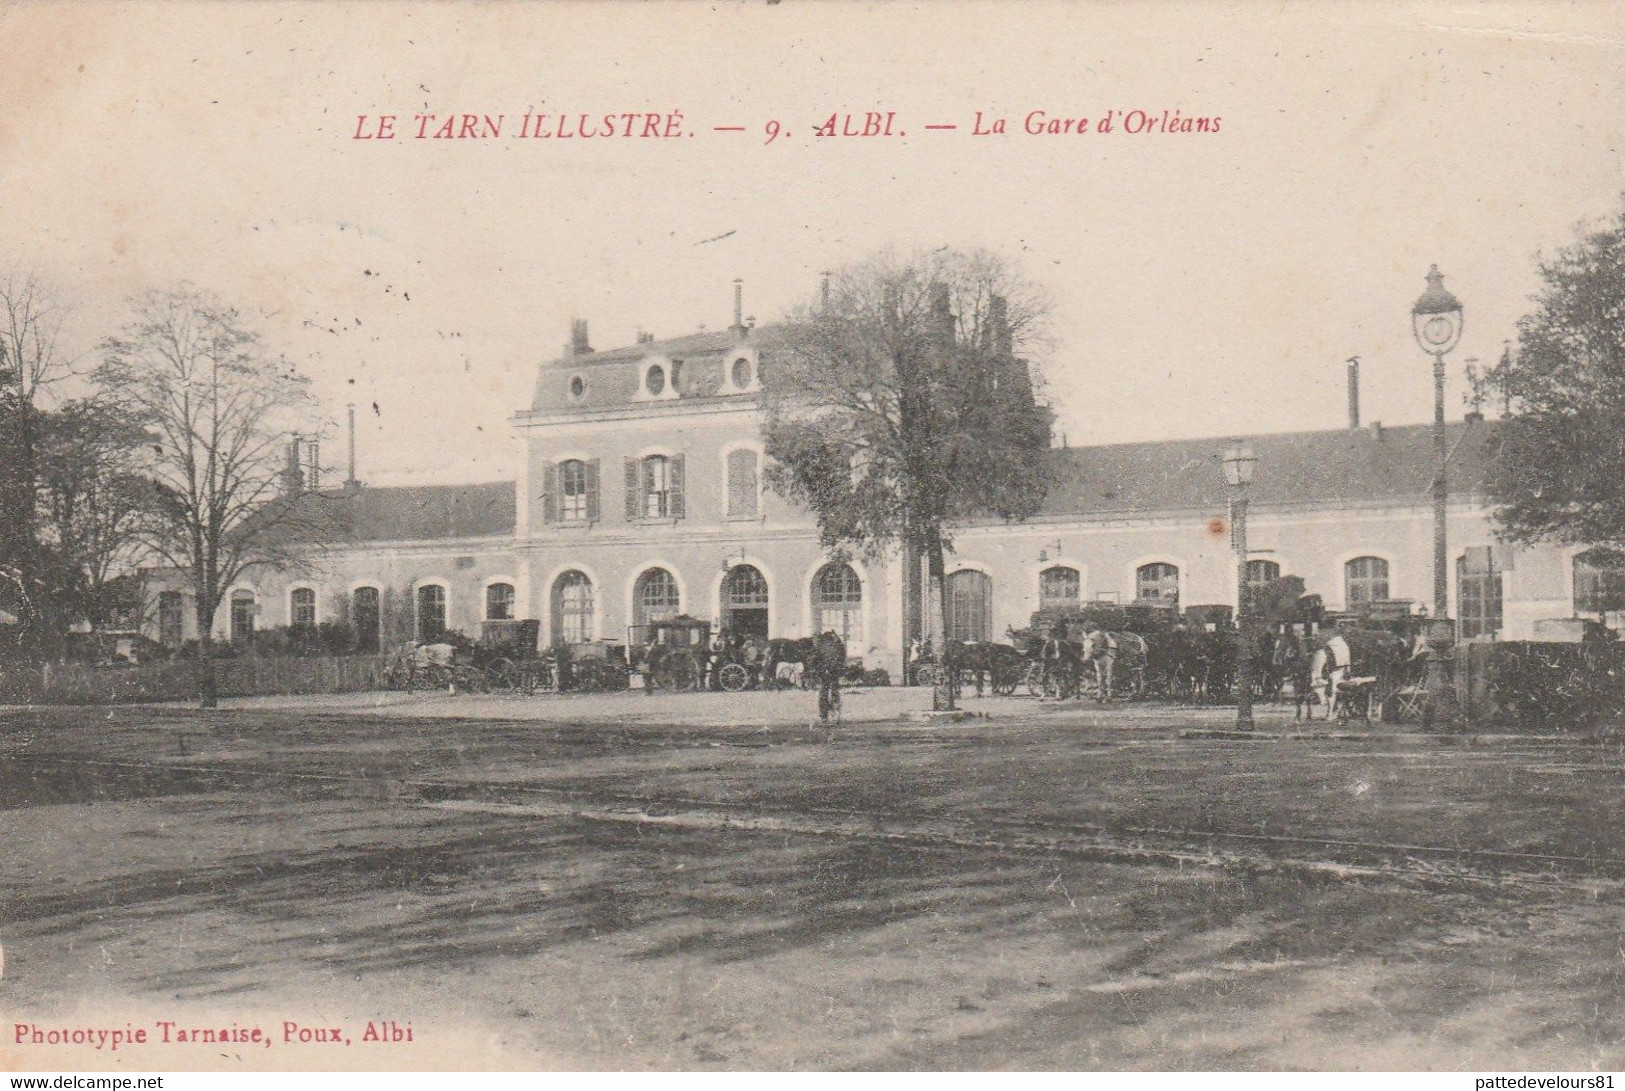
476,618,550,694
1269,600,1423,721
629,615,712,692
1013,603,1156,700
384,639,490,693
557,639,631,693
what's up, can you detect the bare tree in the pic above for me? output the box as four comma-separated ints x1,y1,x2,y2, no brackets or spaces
36,397,156,630
761,248,1054,708
0,273,72,642
95,286,320,706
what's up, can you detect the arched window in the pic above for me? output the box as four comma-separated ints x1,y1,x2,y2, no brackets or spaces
486,582,515,621
633,568,681,631
1457,554,1503,639
1574,548,1625,619
721,564,770,638
946,570,993,643
229,589,256,646
726,448,759,519
551,571,594,645
813,563,863,644
1039,566,1081,610
1246,559,1280,587
1345,556,1390,607
158,590,184,648
1136,563,1179,608
352,586,381,652
290,587,316,628
559,459,589,521
417,583,447,642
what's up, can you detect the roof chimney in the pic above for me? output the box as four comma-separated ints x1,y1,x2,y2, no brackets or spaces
1370,420,1384,443
732,278,745,334
636,329,654,344
345,404,361,492
820,270,831,311
305,440,321,492
282,436,304,498
565,319,592,357
1346,356,1361,430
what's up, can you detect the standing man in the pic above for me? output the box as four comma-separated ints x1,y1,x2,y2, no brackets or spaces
812,629,848,724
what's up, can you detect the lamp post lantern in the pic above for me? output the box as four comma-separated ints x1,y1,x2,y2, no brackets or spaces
1222,443,1258,730
1411,264,1463,617
1411,264,1464,728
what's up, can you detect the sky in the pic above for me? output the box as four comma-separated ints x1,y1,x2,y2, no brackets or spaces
1,0,1622,485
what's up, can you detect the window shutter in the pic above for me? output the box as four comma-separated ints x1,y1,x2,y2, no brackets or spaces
669,454,685,519
624,457,640,521
541,461,558,524
586,459,601,522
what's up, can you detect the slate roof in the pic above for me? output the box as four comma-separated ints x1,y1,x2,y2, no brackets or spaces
1035,420,1494,517
285,480,516,544
280,420,1494,545
528,326,785,414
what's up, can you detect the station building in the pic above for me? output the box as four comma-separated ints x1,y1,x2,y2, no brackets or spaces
140,315,1620,677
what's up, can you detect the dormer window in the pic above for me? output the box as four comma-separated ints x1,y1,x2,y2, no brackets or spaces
728,351,760,392
638,357,681,401
568,374,586,400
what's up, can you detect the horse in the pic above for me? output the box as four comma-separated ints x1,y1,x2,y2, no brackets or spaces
765,637,816,689
1310,632,1351,720
950,639,1027,696
1273,629,1317,719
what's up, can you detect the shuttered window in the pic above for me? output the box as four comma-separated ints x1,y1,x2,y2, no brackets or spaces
624,454,684,520
544,458,598,523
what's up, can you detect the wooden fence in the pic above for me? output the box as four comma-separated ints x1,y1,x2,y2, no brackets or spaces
3,654,393,706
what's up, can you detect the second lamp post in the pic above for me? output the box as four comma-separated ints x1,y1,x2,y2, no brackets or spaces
1223,443,1259,729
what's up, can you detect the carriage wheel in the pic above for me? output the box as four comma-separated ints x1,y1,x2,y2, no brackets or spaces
1024,662,1048,698
718,663,749,692
663,655,698,692
1122,668,1146,700
486,657,518,693
916,663,942,687
992,668,1018,697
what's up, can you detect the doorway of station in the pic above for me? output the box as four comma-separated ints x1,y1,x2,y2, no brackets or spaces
721,564,770,639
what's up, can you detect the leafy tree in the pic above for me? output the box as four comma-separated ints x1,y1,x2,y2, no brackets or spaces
1487,201,1625,548
95,287,321,707
761,249,1054,706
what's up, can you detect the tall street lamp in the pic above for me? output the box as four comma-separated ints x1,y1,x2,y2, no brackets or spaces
1411,265,1464,728
1223,442,1258,730
1411,264,1464,616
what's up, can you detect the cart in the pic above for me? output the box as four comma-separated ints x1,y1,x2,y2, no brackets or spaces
629,615,712,692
